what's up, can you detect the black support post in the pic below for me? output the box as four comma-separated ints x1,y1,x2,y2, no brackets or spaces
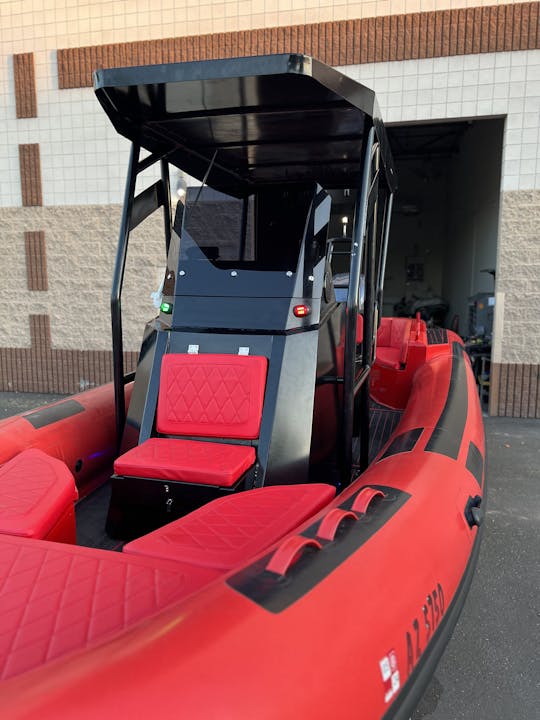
111,143,140,452
160,159,172,255
342,126,375,486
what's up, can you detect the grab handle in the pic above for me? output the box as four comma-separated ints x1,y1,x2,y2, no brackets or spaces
317,508,358,541
266,536,322,577
351,487,385,514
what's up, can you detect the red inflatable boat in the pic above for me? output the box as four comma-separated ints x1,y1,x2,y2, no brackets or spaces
0,55,484,719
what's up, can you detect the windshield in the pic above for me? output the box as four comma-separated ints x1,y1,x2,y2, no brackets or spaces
177,185,316,272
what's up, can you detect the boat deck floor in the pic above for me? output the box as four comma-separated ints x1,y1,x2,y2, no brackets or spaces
75,399,403,551
368,400,403,462
76,483,122,551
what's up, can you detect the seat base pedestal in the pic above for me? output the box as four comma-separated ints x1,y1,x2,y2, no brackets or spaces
106,474,248,540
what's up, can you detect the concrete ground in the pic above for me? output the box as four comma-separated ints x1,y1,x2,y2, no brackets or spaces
413,416,539,720
0,393,538,717
0,391,67,419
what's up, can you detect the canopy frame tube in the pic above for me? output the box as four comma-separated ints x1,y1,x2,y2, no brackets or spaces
111,145,171,450
341,126,374,485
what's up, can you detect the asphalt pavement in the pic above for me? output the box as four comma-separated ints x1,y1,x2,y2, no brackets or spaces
413,416,539,720
0,391,67,419
0,393,538,718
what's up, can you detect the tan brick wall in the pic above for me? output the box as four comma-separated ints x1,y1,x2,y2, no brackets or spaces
0,206,165,353
494,190,540,365
24,231,48,291
490,363,540,417
488,189,540,417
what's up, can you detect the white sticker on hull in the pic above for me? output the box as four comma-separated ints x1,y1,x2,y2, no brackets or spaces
379,649,401,703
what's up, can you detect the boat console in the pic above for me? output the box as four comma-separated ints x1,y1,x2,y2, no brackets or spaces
94,54,397,536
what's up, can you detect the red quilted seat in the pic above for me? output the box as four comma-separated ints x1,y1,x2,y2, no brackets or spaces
0,533,218,681
157,353,268,439
0,449,78,543
123,483,336,569
114,353,268,486
375,318,413,369
114,438,255,487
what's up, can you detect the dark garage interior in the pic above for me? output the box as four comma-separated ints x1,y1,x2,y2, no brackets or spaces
385,117,504,339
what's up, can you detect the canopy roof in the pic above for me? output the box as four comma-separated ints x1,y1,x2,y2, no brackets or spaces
94,53,396,196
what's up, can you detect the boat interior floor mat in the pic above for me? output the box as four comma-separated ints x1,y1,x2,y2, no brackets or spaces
368,399,403,463
76,482,123,551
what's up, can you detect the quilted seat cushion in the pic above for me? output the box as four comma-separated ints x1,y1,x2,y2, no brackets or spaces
157,353,268,439
0,533,218,681
123,483,336,570
0,449,78,539
114,438,255,487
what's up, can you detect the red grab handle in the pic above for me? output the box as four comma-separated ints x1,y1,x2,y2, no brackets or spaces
266,535,322,576
351,487,385,514
317,508,358,541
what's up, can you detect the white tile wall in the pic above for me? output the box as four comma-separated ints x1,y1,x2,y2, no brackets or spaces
4,0,509,53
342,50,540,192
0,0,538,207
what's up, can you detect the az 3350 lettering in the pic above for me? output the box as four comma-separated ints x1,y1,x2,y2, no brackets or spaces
406,583,445,676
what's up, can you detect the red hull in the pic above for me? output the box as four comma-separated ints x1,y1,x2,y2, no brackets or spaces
0,383,132,498
0,329,484,719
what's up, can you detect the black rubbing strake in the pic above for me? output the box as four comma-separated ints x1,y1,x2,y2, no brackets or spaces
380,427,424,460
424,343,468,460
465,442,484,488
23,399,85,429
227,486,409,613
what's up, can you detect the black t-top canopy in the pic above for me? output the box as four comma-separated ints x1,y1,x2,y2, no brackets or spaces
94,53,396,197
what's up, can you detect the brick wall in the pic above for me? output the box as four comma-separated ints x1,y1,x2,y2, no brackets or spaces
2,1,540,411
489,189,540,417
13,53,37,119
0,206,165,353
18,144,42,207
57,3,539,88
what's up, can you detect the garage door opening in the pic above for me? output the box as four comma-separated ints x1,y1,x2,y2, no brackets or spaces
385,118,503,344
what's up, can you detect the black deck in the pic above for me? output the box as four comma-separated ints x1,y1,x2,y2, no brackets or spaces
76,484,122,551
368,400,403,462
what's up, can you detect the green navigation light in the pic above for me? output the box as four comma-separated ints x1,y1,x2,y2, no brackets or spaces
160,302,173,314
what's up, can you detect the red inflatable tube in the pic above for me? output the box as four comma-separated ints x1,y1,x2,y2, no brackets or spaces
0,382,132,497
0,341,484,719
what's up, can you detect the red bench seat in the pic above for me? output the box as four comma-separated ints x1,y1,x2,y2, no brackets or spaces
0,483,335,681
114,438,255,487
0,533,218,681
123,483,336,569
0,449,78,543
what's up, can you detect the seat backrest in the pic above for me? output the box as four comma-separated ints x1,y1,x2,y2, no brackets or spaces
377,318,412,348
376,317,413,367
156,353,268,439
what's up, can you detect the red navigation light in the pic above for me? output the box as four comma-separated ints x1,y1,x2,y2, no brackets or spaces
293,304,311,318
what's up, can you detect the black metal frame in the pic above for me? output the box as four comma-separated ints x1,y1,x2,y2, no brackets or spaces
103,54,396,507
341,126,394,481
111,146,172,450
